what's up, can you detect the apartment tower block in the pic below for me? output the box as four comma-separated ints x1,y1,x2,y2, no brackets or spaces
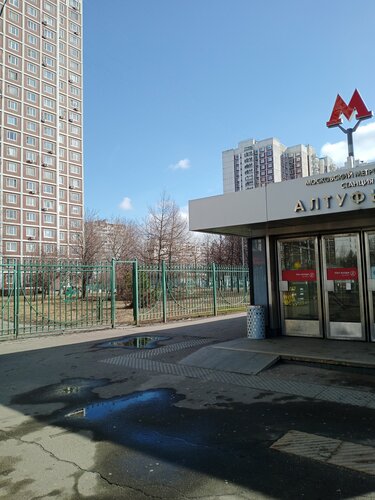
223,137,335,193
0,0,83,260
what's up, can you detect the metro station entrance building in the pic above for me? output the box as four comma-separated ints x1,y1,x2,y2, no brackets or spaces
189,162,375,342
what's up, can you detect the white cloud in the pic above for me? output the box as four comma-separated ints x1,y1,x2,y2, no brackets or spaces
179,205,189,221
119,197,133,211
169,158,191,170
321,121,375,166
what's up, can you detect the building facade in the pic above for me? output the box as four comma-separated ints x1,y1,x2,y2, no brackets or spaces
190,160,375,343
223,137,335,193
0,0,83,261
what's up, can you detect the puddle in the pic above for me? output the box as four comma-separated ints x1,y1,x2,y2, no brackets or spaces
11,378,109,405
97,335,170,349
66,389,179,421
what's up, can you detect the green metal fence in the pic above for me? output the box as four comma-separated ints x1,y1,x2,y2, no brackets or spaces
0,260,250,339
0,261,112,339
136,263,250,323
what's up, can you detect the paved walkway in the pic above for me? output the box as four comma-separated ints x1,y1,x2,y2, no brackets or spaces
214,336,375,368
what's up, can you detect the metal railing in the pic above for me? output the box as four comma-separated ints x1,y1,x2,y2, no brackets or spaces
0,260,250,339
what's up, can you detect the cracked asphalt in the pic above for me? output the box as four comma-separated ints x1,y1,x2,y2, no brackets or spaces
1,315,375,499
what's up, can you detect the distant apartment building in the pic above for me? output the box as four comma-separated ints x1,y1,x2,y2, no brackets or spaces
223,137,335,193
0,0,83,261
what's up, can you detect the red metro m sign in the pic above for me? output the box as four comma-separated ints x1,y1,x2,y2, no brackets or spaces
327,89,373,128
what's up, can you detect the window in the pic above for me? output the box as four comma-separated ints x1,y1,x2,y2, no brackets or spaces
26,121,37,132
7,84,19,97
44,41,55,53
27,91,37,103
27,19,38,31
70,151,80,161
26,106,37,118
43,56,55,67
43,28,55,40
43,199,54,209
70,192,81,202
27,5,38,17
43,126,54,137
6,194,17,204
26,212,37,222
43,184,54,194
7,115,18,126
43,140,54,152
8,54,19,66
43,69,55,81
69,164,80,174
25,151,36,162
26,243,36,253
26,181,36,192
59,204,65,213
6,242,17,252
27,76,37,88
26,197,36,207
7,100,18,111
8,69,18,80
26,136,36,146
6,162,17,173
26,227,36,238
6,226,17,236
8,39,19,51
8,24,19,36
43,244,54,254
27,48,38,60
43,112,55,123
6,209,17,220
43,15,55,27
7,146,17,157
43,83,55,95
7,130,17,141
71,205,80,215
6,177,17,188
44,214,55,224
27,62,37,74
43,170,55,181
43,97,54,109
27,34,38,45
9,10,19,22
43,228,55,238
42,155,53,166
59,217,66,227
70,178,80,188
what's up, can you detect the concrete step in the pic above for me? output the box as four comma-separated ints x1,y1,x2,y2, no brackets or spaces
179,345,280,375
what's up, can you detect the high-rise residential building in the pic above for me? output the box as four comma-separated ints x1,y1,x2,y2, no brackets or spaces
223,137,335,193
0,0,83,261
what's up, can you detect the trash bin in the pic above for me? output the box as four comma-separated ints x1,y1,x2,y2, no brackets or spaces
247,305,265,339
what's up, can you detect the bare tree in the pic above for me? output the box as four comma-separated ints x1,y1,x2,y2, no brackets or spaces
141,192,190,265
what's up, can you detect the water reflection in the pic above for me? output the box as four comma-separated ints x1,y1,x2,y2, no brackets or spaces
98,336,170,349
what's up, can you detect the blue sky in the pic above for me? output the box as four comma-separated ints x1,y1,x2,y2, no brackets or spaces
83,0,375,221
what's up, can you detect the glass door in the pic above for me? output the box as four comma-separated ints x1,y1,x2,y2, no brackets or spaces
365,232,375,342
322,233,365,340
278,237,322,337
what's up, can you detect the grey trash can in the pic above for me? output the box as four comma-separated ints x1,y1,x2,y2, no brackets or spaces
247,305,265,339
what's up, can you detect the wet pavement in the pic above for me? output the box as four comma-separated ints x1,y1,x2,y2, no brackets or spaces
1,315,375,499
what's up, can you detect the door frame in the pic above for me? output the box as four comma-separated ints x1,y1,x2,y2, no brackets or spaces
320,232,366,341
277,236,323,338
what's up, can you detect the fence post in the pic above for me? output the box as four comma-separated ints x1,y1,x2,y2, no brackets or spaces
132,260,139,325
212,262,217,316
14,261,20,338
110,258,116,328
162,260,167,323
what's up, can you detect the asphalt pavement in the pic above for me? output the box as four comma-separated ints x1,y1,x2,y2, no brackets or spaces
1,314,375,499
